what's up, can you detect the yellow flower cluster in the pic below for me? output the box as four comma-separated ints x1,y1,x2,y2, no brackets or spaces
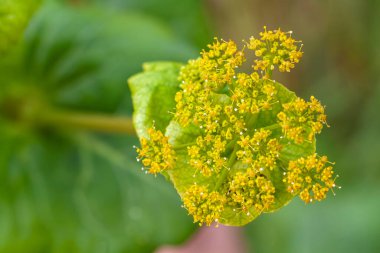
200,38,245,89
188,135,227,176
283,154,336,203
182,184,226,226
248,26,303,76
236,129,282,171
232,73,278,114
134,27,336,226
229,169,275,214
175,38,245,127
277,96,327,144
175,38,285,181
135,127,175,175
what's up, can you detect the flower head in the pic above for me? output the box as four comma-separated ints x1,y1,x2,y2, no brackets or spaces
229,168,275,213
133,27,337,226
136,127,175,175
247,26,303,76
284,154,337,203
277,96,327,144
183,184,226,226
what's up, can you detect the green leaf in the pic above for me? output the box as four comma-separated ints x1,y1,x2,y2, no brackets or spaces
83,0,212,48
0,126,194,252
128,62,182,139
24,2,197,113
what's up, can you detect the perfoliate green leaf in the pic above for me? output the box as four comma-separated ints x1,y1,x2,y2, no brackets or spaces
133,74,318,226
129,62,182,138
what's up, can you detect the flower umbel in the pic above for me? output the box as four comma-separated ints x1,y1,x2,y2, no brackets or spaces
247,26,303,76
229,168,275,214
278,96,327,144
284,154,336,203
183,184,226,226
133,27,337,226
136,127,175,175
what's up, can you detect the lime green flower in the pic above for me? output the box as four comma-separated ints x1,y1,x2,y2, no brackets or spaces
130,27,337,226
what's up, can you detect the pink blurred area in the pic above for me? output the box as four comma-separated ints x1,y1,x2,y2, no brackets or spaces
156,225,248,253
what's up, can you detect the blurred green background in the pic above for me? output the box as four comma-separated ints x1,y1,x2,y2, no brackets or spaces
0,0,379,252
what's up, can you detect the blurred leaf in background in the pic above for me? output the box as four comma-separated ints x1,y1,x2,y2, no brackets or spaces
81,0,212,48
0,0,213,252
23,1,201,113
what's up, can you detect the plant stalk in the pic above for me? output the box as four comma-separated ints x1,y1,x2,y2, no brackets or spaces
214,144,239,191
36,109,136,135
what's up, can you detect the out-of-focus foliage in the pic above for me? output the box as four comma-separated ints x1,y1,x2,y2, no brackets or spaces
81,0,212,48
0,0,213,252
23,2,197,112
245,187,380,253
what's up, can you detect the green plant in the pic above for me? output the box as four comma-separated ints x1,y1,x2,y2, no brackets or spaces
130,28,337,226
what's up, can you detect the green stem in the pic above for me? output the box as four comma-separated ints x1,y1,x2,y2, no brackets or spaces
214,144,239,191
173,142,196,150
262,123,281,131
0,92,136,135
245,113,259,131
36,109,136,135
225,138,237,152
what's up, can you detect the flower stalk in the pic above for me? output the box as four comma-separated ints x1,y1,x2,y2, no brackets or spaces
36,109,135,135
0,94,135,135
